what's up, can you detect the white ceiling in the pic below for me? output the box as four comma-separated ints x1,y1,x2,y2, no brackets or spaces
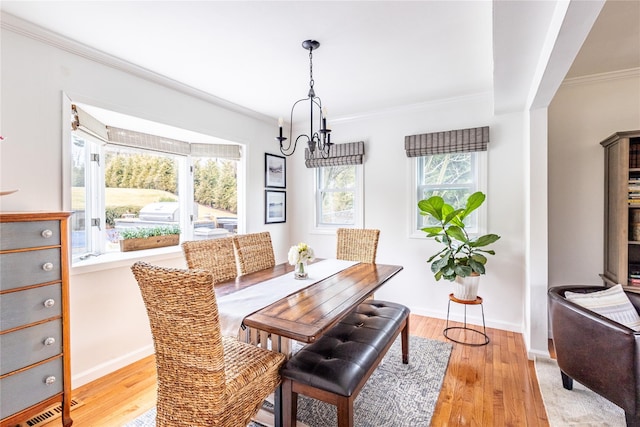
1,1,638,123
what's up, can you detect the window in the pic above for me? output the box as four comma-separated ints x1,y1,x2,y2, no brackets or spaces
315,165,363,228
416,152,485,233
69,103,241,265
406,126,490,236
307,141,365,230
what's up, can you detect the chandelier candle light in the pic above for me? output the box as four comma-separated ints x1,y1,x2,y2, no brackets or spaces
288,242,315,279
276,40,333,159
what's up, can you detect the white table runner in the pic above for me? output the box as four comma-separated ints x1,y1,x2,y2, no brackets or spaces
216,259,358,337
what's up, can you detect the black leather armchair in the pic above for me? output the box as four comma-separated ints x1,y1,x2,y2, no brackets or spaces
548,285,640,426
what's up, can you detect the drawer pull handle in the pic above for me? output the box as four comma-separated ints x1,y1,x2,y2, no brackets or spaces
44,337,56,346
44,299,56,308
41,229,53,238
45,376,56,385
42,262,54,271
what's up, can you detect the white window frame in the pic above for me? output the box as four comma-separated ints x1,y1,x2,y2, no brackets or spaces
313,164,364,233
62,97,244,271
70,134,195,263
409,151,487,238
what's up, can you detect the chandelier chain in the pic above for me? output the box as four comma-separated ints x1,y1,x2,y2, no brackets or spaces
309,49,314,89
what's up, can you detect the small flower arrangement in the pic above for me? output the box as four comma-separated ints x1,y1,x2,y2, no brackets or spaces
288,242,315,279
288,242,315,265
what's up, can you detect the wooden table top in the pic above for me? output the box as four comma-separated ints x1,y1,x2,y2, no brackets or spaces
215,261,403,343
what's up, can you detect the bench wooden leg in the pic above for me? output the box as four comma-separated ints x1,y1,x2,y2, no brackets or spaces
282,378,298,427
401,316,409,364
337,395,355,427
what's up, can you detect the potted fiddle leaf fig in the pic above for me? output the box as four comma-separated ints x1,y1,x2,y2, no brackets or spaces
418,191,500,300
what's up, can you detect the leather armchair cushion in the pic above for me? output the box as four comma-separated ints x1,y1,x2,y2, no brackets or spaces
565,284,640,331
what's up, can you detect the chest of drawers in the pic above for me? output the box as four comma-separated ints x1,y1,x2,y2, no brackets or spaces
0,212,72,427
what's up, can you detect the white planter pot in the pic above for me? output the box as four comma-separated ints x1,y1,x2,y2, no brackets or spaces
453,274,480,301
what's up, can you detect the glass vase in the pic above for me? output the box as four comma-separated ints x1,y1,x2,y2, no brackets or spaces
294,261,308,279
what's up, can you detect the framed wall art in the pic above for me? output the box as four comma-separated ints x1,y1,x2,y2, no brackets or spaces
265,190,286,224
265,153,286,188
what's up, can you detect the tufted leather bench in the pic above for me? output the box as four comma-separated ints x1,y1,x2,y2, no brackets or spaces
280,300,410,427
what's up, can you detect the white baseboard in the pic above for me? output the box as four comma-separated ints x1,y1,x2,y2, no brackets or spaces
72,344,154,388
411,307,523,334
527,348,551,360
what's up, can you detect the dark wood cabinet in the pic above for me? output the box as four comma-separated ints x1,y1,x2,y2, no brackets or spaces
601,131,640,287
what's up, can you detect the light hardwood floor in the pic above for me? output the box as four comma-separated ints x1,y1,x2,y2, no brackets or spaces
39,314,549,427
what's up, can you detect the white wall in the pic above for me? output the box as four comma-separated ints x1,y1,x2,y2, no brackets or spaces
548,71,640,289
288,94,527,334
1,15,561,389
0,27,292,386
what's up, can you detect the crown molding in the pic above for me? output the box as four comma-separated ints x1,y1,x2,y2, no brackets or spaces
561,67,640,87
1,11,274,125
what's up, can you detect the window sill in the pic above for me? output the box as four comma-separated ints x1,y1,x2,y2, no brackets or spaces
310,226,340,236
70,245,184,276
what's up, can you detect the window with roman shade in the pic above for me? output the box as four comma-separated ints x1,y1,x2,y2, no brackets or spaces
309,142,365,230
69,103,241,264
409,126,490,235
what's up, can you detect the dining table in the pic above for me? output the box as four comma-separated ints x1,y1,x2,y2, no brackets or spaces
214,258,403,427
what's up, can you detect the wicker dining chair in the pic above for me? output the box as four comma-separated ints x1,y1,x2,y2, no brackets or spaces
181,237,238,284
130,261,286,427
233,231,276,275
336,228,380,263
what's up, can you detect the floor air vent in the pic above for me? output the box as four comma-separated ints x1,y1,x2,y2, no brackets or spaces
21,399,83,427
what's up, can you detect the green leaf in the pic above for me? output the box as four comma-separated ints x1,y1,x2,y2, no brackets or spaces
471,234,501,247
478,249,496,255
464,192,485,216
421,226,444,235
443,208,464,225
446,225,467,242
454,264,472,277
431,256,450,272
418,196,444,221
449,214,465,228
470,253,488,264
469,259,486,274
441,203,454,220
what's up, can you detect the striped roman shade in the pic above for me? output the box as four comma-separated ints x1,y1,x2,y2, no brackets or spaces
404,126,489,157
305,141,365,168
71,104,241,160
107,127,191,155
108,127,241,160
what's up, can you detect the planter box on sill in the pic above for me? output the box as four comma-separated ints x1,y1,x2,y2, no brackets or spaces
119,234,180,252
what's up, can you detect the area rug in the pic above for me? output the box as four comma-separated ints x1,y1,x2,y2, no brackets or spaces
125,335,452,427
535,357,625,426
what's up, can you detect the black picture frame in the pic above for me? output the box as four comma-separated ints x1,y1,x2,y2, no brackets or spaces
265,153,286,188
265,190,286,224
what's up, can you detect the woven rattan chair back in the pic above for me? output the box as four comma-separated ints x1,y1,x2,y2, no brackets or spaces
181,237,238,284
233,231,276,275
131,261,285,427
336,228,380,263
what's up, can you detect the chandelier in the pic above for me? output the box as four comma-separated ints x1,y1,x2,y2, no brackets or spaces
276,40,333,158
